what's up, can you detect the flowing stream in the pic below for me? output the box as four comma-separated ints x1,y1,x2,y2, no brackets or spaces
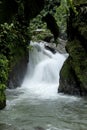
0,41,87,130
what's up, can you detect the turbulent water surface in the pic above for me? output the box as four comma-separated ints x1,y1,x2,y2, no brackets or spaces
0,41,87,130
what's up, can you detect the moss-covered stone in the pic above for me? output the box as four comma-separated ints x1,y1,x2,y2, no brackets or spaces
59,59,80,95
59,0,87,96
0,90,6,109
67,39,87,88
73,0,87,6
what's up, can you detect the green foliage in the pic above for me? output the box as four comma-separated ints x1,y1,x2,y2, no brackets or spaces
0,0,45,109
73,0,87,5
55,4,67,34
29,1,60,41
27,45,34,51
67,0,78,14
0,91,5,101
0,21,29,95
30,14,46,32
0,54,8,91
29,13,54,42
0,23,15,56
0,90,6,109
29,0,77,40
0,22,29,62
0,21,30,108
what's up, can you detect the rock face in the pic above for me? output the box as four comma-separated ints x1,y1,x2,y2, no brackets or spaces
7,0,45,88
0,0,44,109
58,0,87,96
0,91,6,109
8,55,28,88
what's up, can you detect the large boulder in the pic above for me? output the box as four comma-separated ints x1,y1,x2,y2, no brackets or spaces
58,0,87,96
8,55,29,88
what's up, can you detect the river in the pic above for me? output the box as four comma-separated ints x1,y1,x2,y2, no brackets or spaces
0,41,87,130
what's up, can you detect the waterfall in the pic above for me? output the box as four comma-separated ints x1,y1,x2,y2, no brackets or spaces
21,41,67,99
1,42,84,130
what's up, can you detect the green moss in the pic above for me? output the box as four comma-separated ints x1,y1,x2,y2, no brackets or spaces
0,91,5,102
0,90,6,109
59,0,87,96
78,25,87,40
73,0,87,5
60,58,71,79
0,22,29,66
66,39,87,89
60,57,76,83
0,54,8,86
31,29,52,42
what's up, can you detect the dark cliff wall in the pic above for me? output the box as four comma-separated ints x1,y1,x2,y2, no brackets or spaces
0,0,44,109
0,0,44,23
58,1,87,96
8,0,44,88
8,54,29,88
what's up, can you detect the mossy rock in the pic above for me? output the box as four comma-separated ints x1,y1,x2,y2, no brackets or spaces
58,58,81,95
78,25,87,40
73,0,87,6
59,39,87,96
0,91,6,110
60,0,87,96
67,39,87,89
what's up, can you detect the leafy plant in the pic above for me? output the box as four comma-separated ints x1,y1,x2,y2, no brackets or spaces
0,54,8,90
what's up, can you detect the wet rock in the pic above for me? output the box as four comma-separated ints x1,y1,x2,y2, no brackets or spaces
0,91,6,110
0,123,19,130
45,45,56,54
58,58,84,96
59,1,87,96
43,35,54,43
8,55,29,88
34,126,45,130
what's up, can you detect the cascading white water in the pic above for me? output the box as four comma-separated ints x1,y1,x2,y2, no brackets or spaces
21,41,67,99
2,41,84,130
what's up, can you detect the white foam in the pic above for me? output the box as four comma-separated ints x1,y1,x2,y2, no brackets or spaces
21,41,67,99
